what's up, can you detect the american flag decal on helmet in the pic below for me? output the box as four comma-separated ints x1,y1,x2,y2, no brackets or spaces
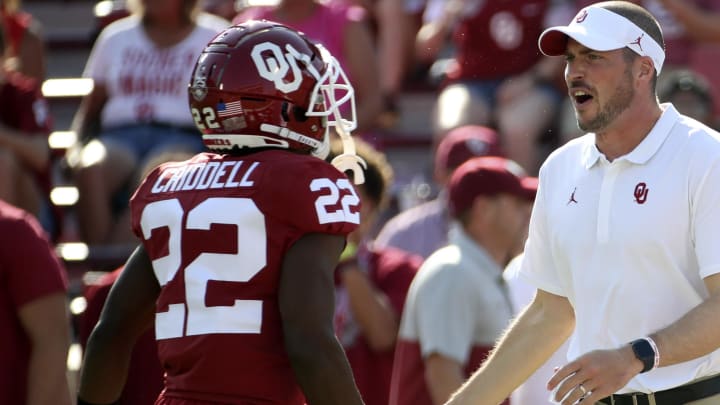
217,100,243,117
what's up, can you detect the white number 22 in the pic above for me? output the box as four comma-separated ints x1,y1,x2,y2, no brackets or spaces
310,178,360,224
191,106,221,130
140,197,266,339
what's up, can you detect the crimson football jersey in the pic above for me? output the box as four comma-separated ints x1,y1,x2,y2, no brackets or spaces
130,150,360,404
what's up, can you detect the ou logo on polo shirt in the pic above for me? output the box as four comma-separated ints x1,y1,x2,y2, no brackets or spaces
634,182,649,204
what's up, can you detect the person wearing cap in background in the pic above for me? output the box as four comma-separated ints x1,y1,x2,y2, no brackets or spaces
445,2,720,405
657,68,717,128
388,156,536,405
374,125,504,259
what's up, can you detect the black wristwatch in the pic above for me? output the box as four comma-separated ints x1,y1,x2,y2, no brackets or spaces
630,338,657,373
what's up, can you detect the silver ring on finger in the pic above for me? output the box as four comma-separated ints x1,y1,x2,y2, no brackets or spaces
579,383,587,395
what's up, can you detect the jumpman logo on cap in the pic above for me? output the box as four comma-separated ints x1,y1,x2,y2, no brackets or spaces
576,9,588,23
630,34,644,52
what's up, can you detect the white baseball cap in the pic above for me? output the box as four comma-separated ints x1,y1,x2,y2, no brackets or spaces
538,5,665,74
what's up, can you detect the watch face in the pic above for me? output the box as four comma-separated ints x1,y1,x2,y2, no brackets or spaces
631,339,656,372
632,339,654,359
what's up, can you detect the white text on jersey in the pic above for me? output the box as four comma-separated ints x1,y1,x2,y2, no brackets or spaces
151,161,259,194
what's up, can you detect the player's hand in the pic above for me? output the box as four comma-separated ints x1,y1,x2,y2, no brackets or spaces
547,347,644,404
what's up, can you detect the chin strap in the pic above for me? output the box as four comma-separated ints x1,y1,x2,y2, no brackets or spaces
260,123,324,150
331,126,366,185
260,123,365,184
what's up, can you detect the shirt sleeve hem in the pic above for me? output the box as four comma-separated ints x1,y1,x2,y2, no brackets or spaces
517,271,566,297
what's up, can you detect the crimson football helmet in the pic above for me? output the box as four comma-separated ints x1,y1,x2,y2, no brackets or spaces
188,20,365,182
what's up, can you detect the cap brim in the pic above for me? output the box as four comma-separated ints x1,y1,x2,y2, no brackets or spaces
538,26,624,56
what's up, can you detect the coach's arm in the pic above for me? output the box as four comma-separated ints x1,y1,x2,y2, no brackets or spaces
445,289,575,405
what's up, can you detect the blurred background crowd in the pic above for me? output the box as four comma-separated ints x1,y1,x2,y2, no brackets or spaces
4,0,720,403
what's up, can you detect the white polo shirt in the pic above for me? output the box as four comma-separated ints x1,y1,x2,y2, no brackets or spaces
519,104,720,393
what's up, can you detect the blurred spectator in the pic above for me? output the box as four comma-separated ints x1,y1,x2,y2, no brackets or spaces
374,0,423,127
330,138,421,405
233,0,383,132
645,0,720,51
78,267,163,405
415,0,564,174
202,0,237,21
0,199,71,405
69,0,227,246
1,0,45,81
92,0,232,36
0,24,55,236
657,68,716,126
374,125,503,259
389,156,535,405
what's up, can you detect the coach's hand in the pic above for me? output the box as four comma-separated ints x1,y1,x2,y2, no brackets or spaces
547,347,644,404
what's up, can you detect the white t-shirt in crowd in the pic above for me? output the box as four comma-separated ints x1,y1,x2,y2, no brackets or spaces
83,13,228,129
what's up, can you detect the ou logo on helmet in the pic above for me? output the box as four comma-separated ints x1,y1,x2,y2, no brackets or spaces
251,42,321,94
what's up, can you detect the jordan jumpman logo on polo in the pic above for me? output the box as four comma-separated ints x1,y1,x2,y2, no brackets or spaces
567,187,578,205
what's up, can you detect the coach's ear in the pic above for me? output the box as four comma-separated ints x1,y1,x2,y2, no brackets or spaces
637,56,654,83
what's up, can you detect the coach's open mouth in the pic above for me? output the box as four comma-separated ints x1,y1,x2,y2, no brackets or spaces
572,90,593,106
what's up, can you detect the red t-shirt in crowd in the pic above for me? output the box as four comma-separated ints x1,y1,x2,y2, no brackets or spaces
449,0,549,81
0,199,67,405
1,10,33,57
0,71,52,190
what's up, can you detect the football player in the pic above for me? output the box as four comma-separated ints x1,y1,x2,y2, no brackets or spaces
77,21,366,405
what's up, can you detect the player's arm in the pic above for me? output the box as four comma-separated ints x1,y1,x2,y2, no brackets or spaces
279,233,365,405
19,292,72,405
445,289,575,405
77,244,159,405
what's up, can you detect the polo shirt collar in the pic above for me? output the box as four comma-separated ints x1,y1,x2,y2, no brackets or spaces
581,103,680,169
